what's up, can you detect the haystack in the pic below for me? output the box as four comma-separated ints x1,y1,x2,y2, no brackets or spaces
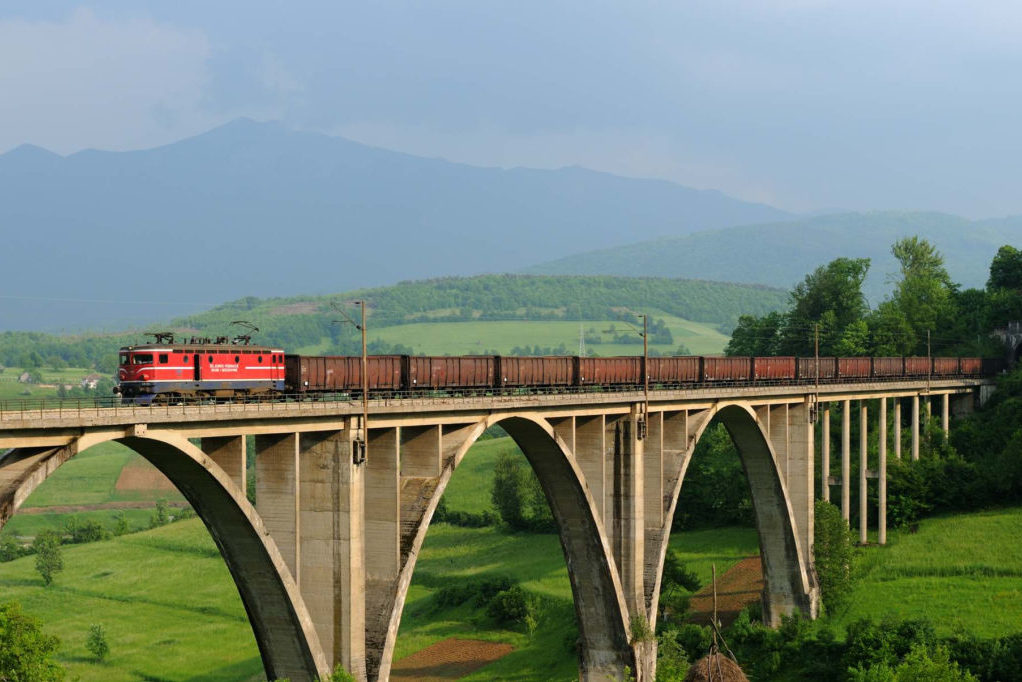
682,651,748,682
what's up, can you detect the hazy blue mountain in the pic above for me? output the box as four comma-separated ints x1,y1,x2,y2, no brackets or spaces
0,119,788,331
525,211,1022,305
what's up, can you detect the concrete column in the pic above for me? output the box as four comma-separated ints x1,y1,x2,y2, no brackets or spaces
841,400,851,522
912,395,920,461
575,415,607,525
400,425,441,478
788,401,815,562
366,428,400,584
894,400,902,459
942,394,950,441
878,398,887,546
201,435,246,493
770,404,790,484
859,402,868,545
298,429,365,674
661,411,688,487
551,416,576,455
338,425,367,679
926,395,932,419
820,404,830,502
610,408,645,622
255,433,300,580
643,411,664,529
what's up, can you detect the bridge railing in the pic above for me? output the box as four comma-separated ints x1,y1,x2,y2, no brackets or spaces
0,373,994,424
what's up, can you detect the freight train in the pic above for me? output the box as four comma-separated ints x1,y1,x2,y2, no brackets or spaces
114,338,999,405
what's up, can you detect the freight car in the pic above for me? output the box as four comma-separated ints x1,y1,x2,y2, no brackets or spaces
116,340,996,404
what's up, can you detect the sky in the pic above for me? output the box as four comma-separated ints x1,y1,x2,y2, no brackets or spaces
2,1,1022,216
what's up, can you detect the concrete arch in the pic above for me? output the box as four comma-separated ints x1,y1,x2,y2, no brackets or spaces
0,432,329,682
371,414,632,682
649,403,816,626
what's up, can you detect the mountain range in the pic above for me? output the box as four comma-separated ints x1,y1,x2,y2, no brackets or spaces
0,119,787,331
526,211,1022,304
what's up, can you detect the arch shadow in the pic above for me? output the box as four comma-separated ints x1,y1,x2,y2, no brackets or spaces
372,415,632,682
649,403,816,627
0,433,328,682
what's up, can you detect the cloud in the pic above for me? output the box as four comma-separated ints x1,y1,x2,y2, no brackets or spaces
0,8,215,154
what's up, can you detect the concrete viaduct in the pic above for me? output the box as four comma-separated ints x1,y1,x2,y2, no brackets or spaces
0,376,991,681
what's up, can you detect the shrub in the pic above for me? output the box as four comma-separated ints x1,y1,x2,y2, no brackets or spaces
0,601,65,681
486,585,536,631
32,531,63,587
85,624,109,662
814,499,855,612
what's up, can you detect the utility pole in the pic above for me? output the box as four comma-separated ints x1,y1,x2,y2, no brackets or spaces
642,313,649,439
333,300,369,464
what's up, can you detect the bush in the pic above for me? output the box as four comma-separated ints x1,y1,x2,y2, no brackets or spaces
491,452,526,529
655,628,690,681
63,517,109,544
486,585,536,631
814,499,855,612
0,601,65,681
0,536,29,562
85,624,109,662
32,531,63,587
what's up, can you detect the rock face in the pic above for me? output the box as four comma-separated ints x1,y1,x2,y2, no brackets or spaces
683,652,749,682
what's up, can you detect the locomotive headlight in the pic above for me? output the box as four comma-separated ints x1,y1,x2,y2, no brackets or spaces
140,373,148,381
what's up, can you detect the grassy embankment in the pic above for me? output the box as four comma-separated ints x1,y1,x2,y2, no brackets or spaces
4,437,1022,680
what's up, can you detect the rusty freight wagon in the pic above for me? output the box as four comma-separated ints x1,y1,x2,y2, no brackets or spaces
578,356,643,386
932,357,959,375
959,357,983,375
498,356,575,387
648,356,702,385
872,357,904,378
285,355,403,393
796,357,837,381
837,357,871,379
406,356,497,390
753,356,796,381
702,356,752,382
904,357,930,377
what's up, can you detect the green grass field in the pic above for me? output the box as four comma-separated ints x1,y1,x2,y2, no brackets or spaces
832,507,1022,638
370,317,729,356
0,519,262,681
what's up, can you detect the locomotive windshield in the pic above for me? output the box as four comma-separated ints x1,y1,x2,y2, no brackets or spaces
132,354,154,364
120,353,128,365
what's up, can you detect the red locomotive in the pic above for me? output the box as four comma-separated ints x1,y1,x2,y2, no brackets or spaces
115,333,285,403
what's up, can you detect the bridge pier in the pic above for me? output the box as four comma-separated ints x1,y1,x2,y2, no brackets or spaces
859,403,868,545
912,395,920,460
820,404,830,501
878,399,887,545
841,399,851,521
894,399,902,459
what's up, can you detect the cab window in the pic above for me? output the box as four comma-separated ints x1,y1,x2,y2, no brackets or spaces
159,354,169,364
120,354,128,365
133,354,153,365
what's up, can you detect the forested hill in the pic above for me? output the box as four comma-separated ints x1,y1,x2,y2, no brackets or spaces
187,274,785,331
526,211,1022,304
0,275,785,373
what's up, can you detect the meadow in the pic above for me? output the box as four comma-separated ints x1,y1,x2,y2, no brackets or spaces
3,437,1022,680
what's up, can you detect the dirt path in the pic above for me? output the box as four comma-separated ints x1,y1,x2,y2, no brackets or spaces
19,500,189,515
687,556,764,628
391,638,513,681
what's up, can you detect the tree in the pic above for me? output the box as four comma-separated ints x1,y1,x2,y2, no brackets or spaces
813,500,855,612
0,601,65,681
784,257,871,355
85,624,109,662
491,452,526,529
32,531,63,587
885,237,955,354
987,245,1022,291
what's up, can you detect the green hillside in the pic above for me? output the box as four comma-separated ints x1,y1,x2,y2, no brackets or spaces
526,211,1022,304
